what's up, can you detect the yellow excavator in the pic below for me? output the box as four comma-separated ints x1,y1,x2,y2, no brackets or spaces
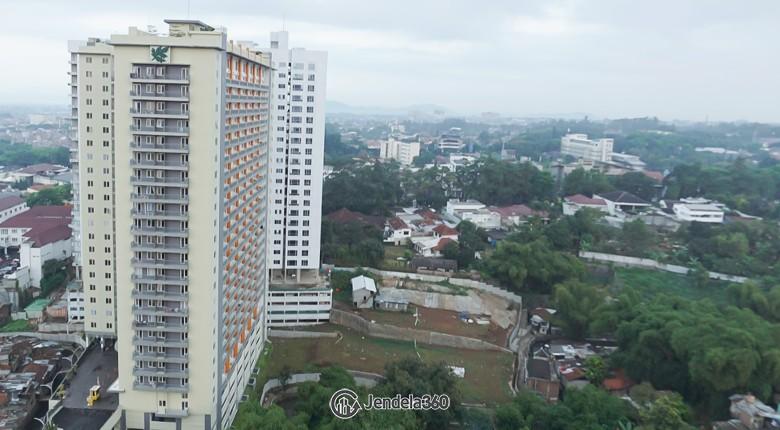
86,384,101,407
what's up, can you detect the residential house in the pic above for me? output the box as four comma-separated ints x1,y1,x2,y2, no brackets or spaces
375,289,409,312
410,256,457,273
351,275,377,309
526,348,560,402
490,204,549,227
562,194,608,216
713,394,780,430
384,217,412,244
594,191,651,216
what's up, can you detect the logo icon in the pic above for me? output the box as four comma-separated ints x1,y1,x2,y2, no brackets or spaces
329,388,361,420
150,46,170,63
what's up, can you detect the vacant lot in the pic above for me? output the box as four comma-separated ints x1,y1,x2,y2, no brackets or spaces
357,306,510,346
611,267,731,304
263,325,514,404
0,319,31,333
379,245,413,271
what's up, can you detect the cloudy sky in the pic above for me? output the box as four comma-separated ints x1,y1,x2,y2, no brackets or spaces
2,0,779,122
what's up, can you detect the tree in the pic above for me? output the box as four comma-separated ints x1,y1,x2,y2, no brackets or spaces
621,219,654,257
378,358,463,430
638,393,694,430
688,262,710,289
552,280,606,339
26,184,72,206
584,356,607,386
611,172,658,201
233,403,306,430
458,158,555,206
484,238,584,293
562,168,614,197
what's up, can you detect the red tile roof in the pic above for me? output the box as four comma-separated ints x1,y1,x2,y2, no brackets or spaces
432,237,457,252
0,196,25,212
490,204,548,219
602,369,634,391
388,217,409,230
415,208,441,221
326,208,385,229
642,170,665,182
565,194,606,206
433,224,458,236
0,205,72,247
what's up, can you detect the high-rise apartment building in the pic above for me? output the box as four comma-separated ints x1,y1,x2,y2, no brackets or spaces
70,20,271,429
265,31,331,327
560,133,614,162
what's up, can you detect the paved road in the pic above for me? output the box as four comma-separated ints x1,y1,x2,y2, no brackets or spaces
63,345,118,411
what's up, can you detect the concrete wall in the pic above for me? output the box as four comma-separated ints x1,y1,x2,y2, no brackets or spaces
0,331,87,348
331,266,523,304
268,329,338,338
330,309,510,353
579,251,749,284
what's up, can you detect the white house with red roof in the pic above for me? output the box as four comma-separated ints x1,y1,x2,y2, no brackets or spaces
489,204,550,227
0,206,72,288
0,196,28,224
384,216,412,244
562,194,609,216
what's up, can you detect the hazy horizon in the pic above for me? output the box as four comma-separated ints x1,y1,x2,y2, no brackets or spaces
2,0,778,123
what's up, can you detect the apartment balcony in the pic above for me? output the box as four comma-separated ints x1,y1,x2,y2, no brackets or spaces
131,258,187,270
131,287,188,299
130,141,189,153
133,335,188,348
130,193,189,204
133,381,189,394
155,409,189,418
129,90,188,102
130,125,189,136
130,159,188,171
132,305,188,317
130,108,189,120
131,320,188,333
130,175,188,187
130,209,188,221
133,352,188,364
130,225,188,238
129,72,189,85
131,241,188,253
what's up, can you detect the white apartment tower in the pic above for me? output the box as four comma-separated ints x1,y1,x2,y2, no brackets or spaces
267,31,326,283
70,20,271,429
266,32,331,326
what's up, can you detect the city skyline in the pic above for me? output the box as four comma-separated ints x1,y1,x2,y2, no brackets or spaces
1,0,779,123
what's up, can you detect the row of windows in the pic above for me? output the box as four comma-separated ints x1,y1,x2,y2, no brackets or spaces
83,71,110,78
84,56,110,64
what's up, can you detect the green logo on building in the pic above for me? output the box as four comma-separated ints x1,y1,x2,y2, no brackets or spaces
150,46,170,63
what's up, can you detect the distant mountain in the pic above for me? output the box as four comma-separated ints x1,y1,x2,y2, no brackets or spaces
326,101,452,117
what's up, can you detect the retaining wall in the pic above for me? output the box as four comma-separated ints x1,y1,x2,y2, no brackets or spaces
331,266,523,304
579,251,748,284
268,329,338,339
330,309,511,353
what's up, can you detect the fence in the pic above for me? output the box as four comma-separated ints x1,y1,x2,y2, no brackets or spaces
579,251,749,284
330,309,511,353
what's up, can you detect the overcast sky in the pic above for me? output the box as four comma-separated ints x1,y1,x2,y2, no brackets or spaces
2,0,779,122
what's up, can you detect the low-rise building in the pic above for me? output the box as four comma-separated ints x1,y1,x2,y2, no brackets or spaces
594,191,651,216
65,281,85,322
526,348,560,403
490,204,549,227
384,217,412,244
351,275,377,309
670,198,725,223
562,194,608,216
0,197,27,225
267,287,332,326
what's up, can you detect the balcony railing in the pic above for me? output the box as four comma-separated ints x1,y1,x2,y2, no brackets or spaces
130,125,189,135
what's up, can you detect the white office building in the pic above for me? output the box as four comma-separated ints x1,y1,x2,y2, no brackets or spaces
560,133,613,162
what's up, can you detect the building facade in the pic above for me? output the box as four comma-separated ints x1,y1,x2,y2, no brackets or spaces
379,139,420,165
560,133,613,162
266,31,326,285
71,20,271,430
265,31,330,327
